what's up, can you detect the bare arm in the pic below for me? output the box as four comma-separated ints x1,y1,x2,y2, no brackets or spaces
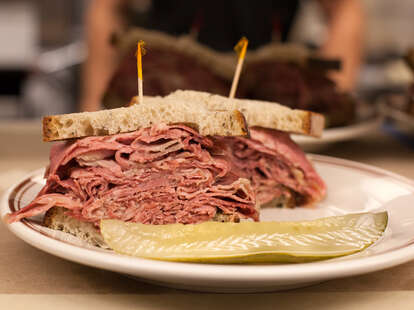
318,0,364,91
80,0,126,111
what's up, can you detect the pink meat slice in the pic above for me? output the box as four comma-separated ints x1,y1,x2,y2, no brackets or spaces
215,127,326,206
7,124,258,226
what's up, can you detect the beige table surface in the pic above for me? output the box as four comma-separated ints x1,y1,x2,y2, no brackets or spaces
1,121,414,309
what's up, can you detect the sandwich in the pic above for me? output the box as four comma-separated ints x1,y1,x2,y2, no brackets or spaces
7,91,325,246
104,27,354,127
103,28,235,109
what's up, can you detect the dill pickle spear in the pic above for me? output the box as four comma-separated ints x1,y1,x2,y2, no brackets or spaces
100,212,387,264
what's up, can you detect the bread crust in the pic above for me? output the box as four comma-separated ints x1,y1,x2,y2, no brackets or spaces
42,116,58,142
42,95,249,142
232,110,249,137
304,111,325,138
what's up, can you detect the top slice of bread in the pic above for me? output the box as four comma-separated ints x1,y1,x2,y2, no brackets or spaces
43,95,247,142
132,90,325,137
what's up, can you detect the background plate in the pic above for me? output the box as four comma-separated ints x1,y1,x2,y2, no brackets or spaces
292,116,383,152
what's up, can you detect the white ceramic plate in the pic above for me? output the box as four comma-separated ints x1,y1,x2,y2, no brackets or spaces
2,155,414,293
292,116,383,152
292,102,383,152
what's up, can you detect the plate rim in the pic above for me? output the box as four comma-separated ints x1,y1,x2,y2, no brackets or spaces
2,154,414,284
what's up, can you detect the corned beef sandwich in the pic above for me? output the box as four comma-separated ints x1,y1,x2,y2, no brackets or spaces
7,91,326,246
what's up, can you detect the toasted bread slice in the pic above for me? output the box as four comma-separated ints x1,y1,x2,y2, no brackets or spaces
130,90,324,137
42,95,248,142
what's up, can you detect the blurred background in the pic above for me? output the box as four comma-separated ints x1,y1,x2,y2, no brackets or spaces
0,0,84,118
1,0,414,123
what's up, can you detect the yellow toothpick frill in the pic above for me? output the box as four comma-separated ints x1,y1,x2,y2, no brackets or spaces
229,37,248,98
136,40,146,103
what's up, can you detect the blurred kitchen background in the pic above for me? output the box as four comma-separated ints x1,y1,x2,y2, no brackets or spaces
1,0,414,119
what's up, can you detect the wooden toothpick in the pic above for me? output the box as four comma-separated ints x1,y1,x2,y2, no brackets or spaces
136,40,146,103
229,37,248,99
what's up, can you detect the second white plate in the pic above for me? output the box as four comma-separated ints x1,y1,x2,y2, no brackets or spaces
292,116,383,152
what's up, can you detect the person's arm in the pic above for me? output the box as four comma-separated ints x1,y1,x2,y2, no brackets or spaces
317,0,364,91
80,0,126,111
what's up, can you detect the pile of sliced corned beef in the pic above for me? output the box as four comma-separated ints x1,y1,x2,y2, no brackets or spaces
8,124,258,226
8,124,325,226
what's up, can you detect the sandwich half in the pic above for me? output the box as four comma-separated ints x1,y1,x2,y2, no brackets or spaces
7,96,257,245
7,91,326,246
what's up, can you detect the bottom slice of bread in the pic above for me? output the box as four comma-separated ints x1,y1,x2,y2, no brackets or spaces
44,207,107,248
43,207,249,248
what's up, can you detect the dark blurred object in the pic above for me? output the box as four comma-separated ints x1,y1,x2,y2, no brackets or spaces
0,70,28,96
306,57,341,71
0,69,28,118
127,0,299,51
408,87,414,115
244,61,355,127
404,48,414,115
404,48,414,72
103,47,232,109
